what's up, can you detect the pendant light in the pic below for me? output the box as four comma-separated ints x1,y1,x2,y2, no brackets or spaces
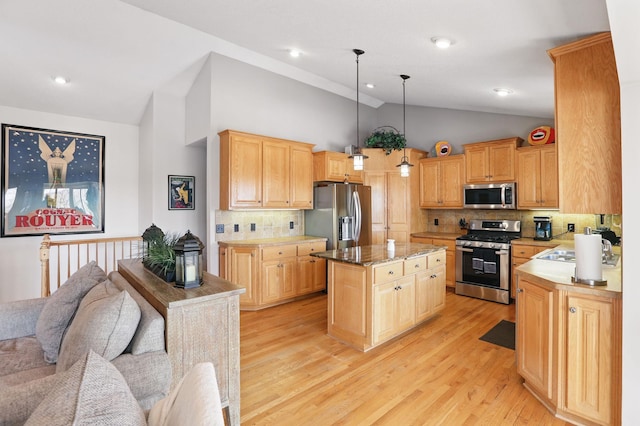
349,49,368,171
396,74,413,177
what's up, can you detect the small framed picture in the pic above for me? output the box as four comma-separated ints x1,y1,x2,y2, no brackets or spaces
168,175,194,210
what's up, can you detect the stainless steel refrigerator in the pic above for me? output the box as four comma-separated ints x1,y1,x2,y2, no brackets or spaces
304,183,372,249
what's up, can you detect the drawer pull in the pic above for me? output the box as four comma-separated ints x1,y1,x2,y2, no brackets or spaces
414,264,420,268
278,251,283,255
436,258,441,262
388,271,394,275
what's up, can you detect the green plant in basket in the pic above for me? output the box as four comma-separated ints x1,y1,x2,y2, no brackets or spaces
144,232,180,278
365,126,407,155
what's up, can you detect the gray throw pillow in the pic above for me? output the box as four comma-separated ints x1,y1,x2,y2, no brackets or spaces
35,261,107,363
56,280,141,373
26,350,145,426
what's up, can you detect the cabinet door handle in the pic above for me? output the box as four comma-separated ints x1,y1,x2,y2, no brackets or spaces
278,251,283,255
397,285,402,290
310,260,316,263
517,288,523,293
388,270,394,275
569,307,576,313
436,258,441,262
414,264,420,268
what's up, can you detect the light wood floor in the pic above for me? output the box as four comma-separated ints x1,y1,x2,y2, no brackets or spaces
239,289,570,425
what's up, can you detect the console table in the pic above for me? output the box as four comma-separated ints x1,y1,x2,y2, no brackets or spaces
118,259,245,425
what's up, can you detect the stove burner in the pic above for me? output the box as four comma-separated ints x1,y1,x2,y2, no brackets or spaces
457,234,520,243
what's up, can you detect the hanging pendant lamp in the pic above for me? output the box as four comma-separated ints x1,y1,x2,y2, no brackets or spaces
397,74,413,177
348,49,368,171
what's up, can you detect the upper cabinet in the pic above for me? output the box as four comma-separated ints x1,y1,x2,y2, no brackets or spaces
313,151,364,184
548,32,621,214
464,137,523,183
517,145,558,209
419,155,465,208
219,130,314,210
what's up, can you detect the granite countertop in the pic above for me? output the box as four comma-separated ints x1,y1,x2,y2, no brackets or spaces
512,237,572,247
410,232,463,240
218,236,327,247
516,244,622,294
311,243,446,266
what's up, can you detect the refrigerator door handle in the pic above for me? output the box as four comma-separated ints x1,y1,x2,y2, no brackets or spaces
353,190,362,245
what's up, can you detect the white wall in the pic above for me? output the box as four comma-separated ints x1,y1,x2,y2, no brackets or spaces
0,105,139,302
377,103,553,155
606,0,640,421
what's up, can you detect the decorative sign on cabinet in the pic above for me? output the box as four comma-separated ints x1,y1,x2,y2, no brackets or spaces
219,130,315,210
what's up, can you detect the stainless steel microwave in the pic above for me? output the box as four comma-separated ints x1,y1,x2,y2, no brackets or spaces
463,182,516,209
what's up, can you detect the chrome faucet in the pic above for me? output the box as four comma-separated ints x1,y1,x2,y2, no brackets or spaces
602,239,614,261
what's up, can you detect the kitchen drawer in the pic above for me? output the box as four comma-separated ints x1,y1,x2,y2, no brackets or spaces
262,244,297,261
427,250,446,268
404,255,427,274
431,238,456,251
297,241,327,256
512,245,546,259
373,261,403,284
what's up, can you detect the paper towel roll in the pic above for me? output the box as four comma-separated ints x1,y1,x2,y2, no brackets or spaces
575,234,603,281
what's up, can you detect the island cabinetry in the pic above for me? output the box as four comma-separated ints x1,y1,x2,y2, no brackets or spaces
363,148,428,244
517,145,558,209
410,235,456,288
515,271,622,425
548,32,621,214
418,155,465,208
326,247,446,351
219,238,327,310
219,130,314,210
312,151,363,184
464,137,522,183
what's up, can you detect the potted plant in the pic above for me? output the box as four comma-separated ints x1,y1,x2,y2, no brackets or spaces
143,232,180,282
365,126,407,155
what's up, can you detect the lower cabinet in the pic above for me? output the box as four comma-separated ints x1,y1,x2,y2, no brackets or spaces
220,238,327,310
410,235,457,288
511,243,554,298
516,275,621,425
328,249,446,351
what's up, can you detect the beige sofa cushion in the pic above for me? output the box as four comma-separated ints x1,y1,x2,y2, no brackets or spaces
56,280,141,372
35,261,107,363
148,362,225,426
25,350,145,426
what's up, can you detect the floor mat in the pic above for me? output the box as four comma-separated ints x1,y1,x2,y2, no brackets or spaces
479,320,515,350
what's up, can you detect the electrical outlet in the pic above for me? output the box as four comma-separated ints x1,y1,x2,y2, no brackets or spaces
215,224,224,233
234,224,239,232
434,218,439,226
250,223,256,231
289,221,294,229
568,223,575,232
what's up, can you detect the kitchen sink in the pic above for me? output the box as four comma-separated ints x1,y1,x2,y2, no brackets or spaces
536,249,620,267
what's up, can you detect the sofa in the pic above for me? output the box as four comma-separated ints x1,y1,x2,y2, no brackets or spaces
0,262,172,425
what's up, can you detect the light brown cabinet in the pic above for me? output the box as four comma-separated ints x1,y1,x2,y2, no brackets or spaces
219,130,314,210
517,145,558,209
363,148,428,244
327,249,446,351
219,238,327,310
464,137,522,183
410,235,456,289
312,151,364,184
515,273,622,425
418,155,465,208
510,243,552,299
548,32,621,214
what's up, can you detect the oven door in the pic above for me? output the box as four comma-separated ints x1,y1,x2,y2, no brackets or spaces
455,245,511,304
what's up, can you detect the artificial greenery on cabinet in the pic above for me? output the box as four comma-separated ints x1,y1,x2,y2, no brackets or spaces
365,126,407,155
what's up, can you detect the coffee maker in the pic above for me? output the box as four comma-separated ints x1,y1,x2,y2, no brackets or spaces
534,216,552,241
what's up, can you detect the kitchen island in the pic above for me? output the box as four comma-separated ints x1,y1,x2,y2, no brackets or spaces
312,243,446,351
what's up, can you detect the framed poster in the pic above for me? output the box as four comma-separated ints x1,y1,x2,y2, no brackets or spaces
168,175,194,210
1,124,105,237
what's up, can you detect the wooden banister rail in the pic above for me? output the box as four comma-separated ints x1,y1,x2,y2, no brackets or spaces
40,234,143,297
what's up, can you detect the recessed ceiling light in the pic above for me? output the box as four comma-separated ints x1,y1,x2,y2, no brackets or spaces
431,37,454,49
493,88,513,97
365,83,375,89
289,49,302,58
53,76,70,85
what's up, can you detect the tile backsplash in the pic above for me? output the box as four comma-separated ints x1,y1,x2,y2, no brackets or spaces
424,210,621,241
215,210,304,241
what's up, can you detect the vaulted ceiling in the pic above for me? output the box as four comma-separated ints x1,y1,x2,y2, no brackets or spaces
0,0,610,124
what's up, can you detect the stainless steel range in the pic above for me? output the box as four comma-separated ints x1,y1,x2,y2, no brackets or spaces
455,219,521,304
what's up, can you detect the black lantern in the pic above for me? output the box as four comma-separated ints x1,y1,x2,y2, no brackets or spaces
141,223,164,264
173,230,204,288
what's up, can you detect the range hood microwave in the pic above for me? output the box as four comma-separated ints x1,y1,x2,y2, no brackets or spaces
463,182,516,209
